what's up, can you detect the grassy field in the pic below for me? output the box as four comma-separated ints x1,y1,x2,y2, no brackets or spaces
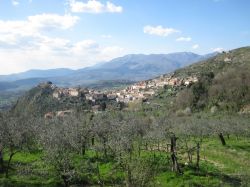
0,137,249,186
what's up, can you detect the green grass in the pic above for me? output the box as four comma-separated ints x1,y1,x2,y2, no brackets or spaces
0,138,249,186
202,137,250,186
11,152,41,163
155,160,242,187
1,151,58,186
155,170,222,187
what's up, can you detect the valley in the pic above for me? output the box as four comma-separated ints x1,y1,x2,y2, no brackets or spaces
0,47,250,186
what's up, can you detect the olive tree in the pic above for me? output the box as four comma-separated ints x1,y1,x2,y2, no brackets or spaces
40,119,76,186
0,113,37,177
105,112,158,187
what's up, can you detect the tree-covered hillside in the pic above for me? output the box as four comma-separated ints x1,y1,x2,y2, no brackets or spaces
11,82,91,117
149,47,250,114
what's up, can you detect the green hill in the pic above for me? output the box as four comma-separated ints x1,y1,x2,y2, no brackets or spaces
174,46,250,77
11,82,91,117
149,47,250,114
11,47,250,116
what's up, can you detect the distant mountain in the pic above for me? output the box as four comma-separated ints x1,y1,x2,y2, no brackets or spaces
55,52,216,85
10,47,250,116
0,52,217,92
0,78,51,92
0,68,74,82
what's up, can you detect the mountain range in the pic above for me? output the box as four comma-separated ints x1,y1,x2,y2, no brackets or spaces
0,52,217,92
10,46,250,116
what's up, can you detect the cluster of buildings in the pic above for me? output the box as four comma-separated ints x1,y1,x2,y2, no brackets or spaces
52,87,88,98
50,74,199,104
112,74,199,103
43,74,199,118
153,74,199,87
52,87,109,104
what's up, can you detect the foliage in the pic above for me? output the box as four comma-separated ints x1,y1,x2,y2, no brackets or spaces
1,47,250,186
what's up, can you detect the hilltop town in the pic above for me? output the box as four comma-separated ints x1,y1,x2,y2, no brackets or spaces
41,73,198,117
51,74,198,103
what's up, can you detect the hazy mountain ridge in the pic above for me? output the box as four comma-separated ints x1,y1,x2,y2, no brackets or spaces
0,52,216,92
0,51,217,110
8,47,250,114
0,68,75,82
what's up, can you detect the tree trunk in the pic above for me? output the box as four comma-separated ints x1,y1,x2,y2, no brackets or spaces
81,143,86,155
138,145,141,157
218,133,226,146
170,135,177,153
127,165,132,187
170,135,182,174
188,150,192,163
126,148,133,187
61,175,69,187
5,152,15,178
103,141,107,159
171,153,182,174
0,150,3,172
185,140,192,163
196,142,200,170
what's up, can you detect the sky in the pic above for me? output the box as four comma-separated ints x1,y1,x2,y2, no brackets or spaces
0,0,249,75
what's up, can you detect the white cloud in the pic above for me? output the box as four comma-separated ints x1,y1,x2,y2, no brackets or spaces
0,40,125,74
176,37,192,42
0,14,124,75
212,47,224,52
12,0,19,6
68,0,123,13
71,40,124,62
99,46,124,60
27,14,79,30
0,14,79,44
143,25,180,37
0,36,124,75
101,34,112,38
106,1,122,13
71,40,99,54
192,44,199,49
34,36,71,52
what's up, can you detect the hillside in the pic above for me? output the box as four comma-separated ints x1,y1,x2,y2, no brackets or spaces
0,52,215,110
11,81,124,117
10,47,250,117
11,82,89,117
148,47,250,113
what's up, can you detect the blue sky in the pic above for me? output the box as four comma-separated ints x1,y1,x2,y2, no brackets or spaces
0,0,249,74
